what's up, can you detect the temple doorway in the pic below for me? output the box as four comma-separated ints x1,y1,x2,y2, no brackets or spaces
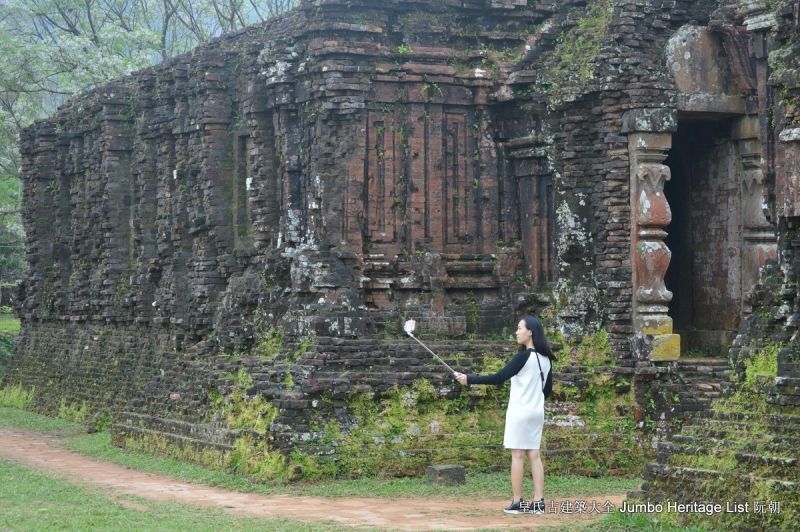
664,118,741,356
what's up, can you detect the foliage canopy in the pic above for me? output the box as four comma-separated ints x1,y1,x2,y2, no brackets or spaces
0,0,298,281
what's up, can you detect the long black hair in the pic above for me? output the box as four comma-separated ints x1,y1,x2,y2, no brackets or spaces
520,314,556,361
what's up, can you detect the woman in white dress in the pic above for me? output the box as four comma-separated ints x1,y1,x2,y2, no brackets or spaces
455,315,555,515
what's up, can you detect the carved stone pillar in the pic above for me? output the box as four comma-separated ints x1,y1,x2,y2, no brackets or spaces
733,117,776,311
623,109,680,361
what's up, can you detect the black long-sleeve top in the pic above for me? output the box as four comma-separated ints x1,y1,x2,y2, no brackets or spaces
467,348,533,385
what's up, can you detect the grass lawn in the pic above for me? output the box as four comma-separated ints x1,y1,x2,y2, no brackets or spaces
0,313,20,334
0,459,344,531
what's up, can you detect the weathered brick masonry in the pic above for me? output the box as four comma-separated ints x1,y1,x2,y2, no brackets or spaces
5,0,800,520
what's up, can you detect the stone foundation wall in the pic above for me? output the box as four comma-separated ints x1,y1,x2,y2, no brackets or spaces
8,322,176,419
108,334,646,478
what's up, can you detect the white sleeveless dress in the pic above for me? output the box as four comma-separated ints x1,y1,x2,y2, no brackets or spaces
503,351,550,450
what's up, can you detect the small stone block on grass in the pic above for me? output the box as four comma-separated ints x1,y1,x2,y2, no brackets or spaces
426,464,465,485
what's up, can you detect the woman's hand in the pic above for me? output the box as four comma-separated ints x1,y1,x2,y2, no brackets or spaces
454,372,468,386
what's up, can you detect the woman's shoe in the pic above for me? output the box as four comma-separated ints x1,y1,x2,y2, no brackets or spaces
503,498,528,514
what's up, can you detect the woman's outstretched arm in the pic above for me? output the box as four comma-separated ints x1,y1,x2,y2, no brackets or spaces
466,349,531,385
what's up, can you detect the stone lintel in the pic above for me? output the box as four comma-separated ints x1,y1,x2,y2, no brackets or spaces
622,108,678,134
676,94,746,115
744,13,777,32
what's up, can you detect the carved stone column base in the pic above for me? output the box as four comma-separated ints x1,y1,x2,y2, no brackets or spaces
650,334,681,361
637,314,680,361
635,313,673,335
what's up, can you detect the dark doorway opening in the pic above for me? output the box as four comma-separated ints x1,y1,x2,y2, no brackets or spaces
664,118,740,356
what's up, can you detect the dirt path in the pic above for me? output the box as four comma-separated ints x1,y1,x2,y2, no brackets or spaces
0,428,625,530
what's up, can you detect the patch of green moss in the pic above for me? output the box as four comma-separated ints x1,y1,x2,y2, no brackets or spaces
58,399,89,423
543,328,646,475
225,435,296,480
307,375,508,479
289,337,314,362
715,344,784,415
662,342,800,529
0,384,35,409
541,0,613,100
674,450,738,472
252,327,284,360
553,329,613,369
210,369,277,435
306,346,644,479
123,433,226,470
743,344,779,386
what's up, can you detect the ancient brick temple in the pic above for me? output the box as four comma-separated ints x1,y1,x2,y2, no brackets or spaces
5,0,800,526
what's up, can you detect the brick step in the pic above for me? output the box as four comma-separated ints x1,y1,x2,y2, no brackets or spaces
676,362,731,376
111,421,237,455
317,338,514,350
776,365,800,378
115,412,243,446
766,392,800,407
670,433,800,452
659,381,730,392
680,374,732,382
663,444,799,469
689,417,800,436
679,378,732,387
675,367,732,374
657,443,799,480
543,430,632,445
695,411,800,434
642,463,799,501
677,357,731,366
709,410,800,428
775,376,800,388
295,441,620,463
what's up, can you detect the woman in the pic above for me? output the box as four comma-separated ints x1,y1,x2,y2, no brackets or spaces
454,315,555,515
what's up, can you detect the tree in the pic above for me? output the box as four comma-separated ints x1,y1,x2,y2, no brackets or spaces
0,0,297,284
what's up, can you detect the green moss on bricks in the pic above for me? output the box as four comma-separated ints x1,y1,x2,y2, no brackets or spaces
553,329,613,369
308,353,643,479
674,451,738,472
202,368,321,482
129,335,640,483
226,436,287,479
282,371,294,390
252,327,284,360
210,369,277,435
289,337,314,362
663,343,800,529
743,344,779,387
309,377,508,479
541,329,646,475
716,344,797,415
58,399,89,423
542,0,613,100
0,384,35,408
124,433,227,469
